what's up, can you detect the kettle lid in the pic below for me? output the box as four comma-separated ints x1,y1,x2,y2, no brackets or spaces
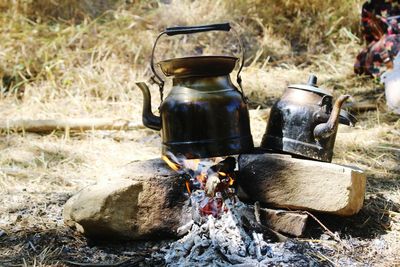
288,75,332,97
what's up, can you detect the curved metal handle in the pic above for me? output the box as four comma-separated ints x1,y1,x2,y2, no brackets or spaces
165,23,231,36
150,22,246,101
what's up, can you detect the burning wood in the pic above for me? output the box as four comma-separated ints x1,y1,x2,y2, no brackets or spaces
162,153,236,219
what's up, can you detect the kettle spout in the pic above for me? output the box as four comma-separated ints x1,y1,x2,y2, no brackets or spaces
314,95,350,140
136,82,162,131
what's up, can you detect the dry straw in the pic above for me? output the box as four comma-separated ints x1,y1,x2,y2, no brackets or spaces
0,0,399,265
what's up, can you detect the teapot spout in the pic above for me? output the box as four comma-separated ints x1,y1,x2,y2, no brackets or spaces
136,82,162,131
314,95,350,140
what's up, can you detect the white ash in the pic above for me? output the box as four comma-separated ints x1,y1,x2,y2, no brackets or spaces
161,199,321,267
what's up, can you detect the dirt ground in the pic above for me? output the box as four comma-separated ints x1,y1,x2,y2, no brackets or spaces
0,101,399,266
0,0,399,266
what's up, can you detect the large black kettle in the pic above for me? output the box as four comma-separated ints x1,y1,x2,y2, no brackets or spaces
137,23,254,159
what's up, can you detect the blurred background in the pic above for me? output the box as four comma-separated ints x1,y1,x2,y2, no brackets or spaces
0,0,364,118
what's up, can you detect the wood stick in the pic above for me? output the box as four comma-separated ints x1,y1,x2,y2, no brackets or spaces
63,256,144,267
254,201,261,224
0,118,144,133
290,210,350,250
343,101,378,113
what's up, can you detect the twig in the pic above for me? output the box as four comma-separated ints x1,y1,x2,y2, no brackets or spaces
0,118,144,134
0,259,14,264
28,241,36,252
252,232,263,260
2,263,25,267
303,211,343,244
342,101,377,113
309,251,337,267
63,257,144,267
254,201,261,224
290,210,350,250
376,146,400,152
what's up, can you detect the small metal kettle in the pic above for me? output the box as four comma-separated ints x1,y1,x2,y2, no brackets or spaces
261,75,357,162
137,23,254,159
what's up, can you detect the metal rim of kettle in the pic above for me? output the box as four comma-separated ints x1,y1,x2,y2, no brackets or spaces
149,22,247,102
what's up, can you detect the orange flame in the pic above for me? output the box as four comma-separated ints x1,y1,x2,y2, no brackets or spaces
218,171,234,186
162,155,180,171
228,175,234,186
185,181,191,194
163,155,236,202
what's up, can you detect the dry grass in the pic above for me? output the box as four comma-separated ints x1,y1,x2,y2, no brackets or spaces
0,0,399,266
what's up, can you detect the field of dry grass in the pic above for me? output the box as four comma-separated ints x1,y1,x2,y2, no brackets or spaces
0,0,399,266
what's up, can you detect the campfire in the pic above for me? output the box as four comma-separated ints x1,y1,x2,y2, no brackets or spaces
159,153,306,266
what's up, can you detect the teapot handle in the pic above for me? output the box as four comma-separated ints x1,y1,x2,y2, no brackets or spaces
150,22,246,102
165,23,231,36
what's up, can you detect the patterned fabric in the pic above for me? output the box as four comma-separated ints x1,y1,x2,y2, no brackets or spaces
355,34,400,77
362,0,400,45
355,0,400,77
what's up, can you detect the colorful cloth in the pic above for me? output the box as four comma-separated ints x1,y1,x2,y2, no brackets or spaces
355,34,400,77
355,0,400,77
361,0,400,45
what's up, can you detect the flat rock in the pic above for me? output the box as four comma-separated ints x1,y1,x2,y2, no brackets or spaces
260,208,308,237
238,204,309,237
63,158,191,240
238,153,366,216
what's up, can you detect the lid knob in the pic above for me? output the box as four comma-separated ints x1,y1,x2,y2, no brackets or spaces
307,75,318,87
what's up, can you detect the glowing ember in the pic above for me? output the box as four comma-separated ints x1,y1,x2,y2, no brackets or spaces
162,153,236,218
